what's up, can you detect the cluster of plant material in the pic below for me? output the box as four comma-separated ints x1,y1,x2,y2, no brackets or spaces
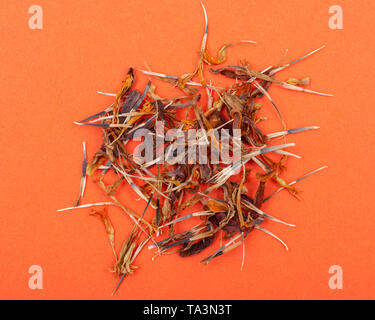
58,3,329,294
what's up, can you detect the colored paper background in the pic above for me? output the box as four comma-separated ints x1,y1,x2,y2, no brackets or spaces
0,0,374,300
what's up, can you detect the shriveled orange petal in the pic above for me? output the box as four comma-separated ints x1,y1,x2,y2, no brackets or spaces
127,101,153,126
206,199,229,213
86,153,107,176
91,208,117,259
177,69,198,89
203,44,232,65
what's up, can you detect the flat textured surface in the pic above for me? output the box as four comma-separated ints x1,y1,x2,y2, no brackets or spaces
0,0,374,299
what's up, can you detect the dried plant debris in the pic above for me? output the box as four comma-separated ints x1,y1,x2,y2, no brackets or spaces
58,3,329,293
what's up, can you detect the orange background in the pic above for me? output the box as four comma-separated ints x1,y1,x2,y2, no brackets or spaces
0,0,374,300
